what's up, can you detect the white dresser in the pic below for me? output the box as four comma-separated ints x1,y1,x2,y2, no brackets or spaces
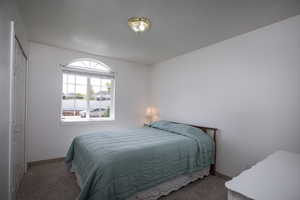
225,151,300,200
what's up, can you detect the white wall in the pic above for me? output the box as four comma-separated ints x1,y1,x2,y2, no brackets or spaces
22,10,300,179
151,15,300,177
27,42,150,162
0,0,28,199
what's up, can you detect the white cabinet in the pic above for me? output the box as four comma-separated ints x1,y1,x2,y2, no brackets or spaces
226,151,300,200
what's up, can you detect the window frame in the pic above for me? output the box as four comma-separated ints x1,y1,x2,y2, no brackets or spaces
60,60,115,124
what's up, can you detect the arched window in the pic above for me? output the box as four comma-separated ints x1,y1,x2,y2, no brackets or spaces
61,58,115,122
67,58,111,72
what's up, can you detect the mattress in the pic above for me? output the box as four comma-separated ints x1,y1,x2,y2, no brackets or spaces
66,126,214,200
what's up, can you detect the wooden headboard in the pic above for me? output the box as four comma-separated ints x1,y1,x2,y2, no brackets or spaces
171,121,218,175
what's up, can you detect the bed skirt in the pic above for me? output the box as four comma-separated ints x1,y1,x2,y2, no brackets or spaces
71,162,210,200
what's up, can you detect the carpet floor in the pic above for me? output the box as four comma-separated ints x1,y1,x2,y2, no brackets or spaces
17,160,229,200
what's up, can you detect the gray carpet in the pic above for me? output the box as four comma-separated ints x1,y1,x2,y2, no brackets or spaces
17,160,229,200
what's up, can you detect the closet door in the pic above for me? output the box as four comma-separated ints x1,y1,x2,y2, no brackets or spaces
13,38,27,191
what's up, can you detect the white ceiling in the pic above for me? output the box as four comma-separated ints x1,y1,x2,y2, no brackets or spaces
20,0,300,65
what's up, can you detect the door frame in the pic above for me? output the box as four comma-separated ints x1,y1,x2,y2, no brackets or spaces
8,20,29,200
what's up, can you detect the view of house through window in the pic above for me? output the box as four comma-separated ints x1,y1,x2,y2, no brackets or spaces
61,59,114,122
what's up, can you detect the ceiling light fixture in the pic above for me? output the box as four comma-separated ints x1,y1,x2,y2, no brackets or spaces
128,17,151,33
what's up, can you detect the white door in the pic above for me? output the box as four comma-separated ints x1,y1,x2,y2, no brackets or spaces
13,37,27,192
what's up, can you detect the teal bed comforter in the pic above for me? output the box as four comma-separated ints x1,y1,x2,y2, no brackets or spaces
65,123,214,200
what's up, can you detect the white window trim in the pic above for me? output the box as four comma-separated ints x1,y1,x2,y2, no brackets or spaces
60,64,116,124
60,117,115,126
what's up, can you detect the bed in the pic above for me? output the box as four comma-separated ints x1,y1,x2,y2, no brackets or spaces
65,120,217,200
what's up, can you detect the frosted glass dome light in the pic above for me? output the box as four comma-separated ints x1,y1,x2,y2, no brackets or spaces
128,17,151,33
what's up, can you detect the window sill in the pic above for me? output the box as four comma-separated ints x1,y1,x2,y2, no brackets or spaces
60,118,115,126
